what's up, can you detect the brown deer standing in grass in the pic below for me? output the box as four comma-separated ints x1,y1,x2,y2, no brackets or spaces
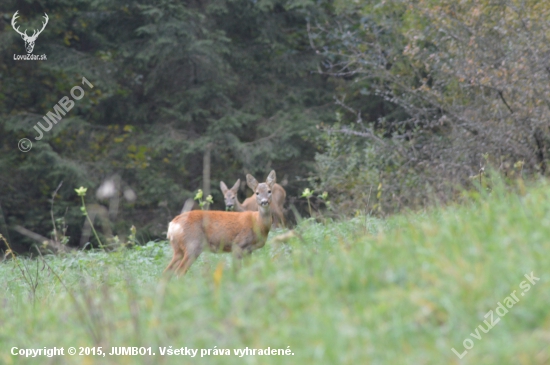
164,171,277,276
220,176,286,228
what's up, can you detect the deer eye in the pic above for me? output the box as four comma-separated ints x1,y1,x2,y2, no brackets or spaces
268,190,271,194
256,192,259,195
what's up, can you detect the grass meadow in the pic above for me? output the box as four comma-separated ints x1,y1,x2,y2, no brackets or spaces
1,179,549,364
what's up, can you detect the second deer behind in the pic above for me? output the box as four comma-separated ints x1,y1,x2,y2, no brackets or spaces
165,170,278,276
220,174,286,228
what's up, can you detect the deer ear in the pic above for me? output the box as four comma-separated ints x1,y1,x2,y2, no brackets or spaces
231,179,240,192
266,170,276,188
220,181,228,194
246,174,258,191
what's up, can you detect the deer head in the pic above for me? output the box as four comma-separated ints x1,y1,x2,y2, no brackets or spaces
11,11,49,54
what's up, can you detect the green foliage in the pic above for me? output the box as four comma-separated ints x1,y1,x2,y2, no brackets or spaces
300,187,314,216
310,0,550,215
194,189,214,210
0,0,337,249
75,186,104,249
1,180,549,363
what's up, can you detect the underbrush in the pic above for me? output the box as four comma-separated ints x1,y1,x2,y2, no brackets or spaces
1,180,549,364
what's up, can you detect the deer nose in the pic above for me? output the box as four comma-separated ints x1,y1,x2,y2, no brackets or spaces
260,199,269,206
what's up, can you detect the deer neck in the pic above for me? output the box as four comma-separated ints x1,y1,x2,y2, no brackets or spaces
234,197,245,212
257,204,272,231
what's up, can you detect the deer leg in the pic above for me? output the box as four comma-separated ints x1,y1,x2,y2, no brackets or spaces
164,247,184,273
174,241,202,276
164,236,185,273
232,244,245,272
272,206,286,228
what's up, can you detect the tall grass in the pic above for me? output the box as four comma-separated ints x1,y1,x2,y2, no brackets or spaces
1,179,549,364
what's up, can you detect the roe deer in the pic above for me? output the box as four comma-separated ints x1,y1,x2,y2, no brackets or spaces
220,177,286,227
164,170,277,276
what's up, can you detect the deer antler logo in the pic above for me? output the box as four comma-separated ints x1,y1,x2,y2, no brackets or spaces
11,11,49,54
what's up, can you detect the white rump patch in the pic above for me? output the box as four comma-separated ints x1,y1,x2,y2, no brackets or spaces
167,222,183,240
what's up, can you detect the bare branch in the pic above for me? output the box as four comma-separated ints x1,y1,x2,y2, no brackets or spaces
13,225,70,253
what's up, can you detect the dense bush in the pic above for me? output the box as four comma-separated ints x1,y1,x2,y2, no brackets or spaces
0,0,337,250
310,0,550,214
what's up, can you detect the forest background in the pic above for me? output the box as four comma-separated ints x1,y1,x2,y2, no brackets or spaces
1,0,548,250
